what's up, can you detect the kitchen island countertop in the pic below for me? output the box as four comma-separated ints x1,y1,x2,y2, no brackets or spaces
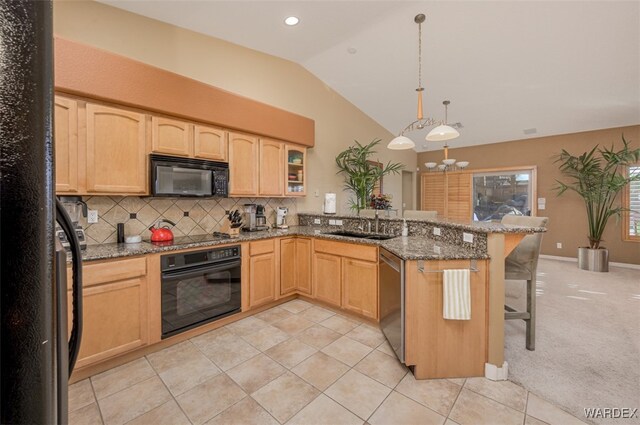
77,225,488,262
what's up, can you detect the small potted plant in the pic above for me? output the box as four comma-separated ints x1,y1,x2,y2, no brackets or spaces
555,135,639,271
335,139,404,212
370,194,393,210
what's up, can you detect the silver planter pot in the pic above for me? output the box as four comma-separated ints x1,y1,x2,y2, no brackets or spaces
577,247,609,272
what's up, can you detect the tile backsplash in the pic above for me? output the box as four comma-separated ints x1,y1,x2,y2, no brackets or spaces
79,196,298,245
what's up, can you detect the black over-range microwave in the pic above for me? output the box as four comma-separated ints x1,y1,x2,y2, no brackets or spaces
150,154,229,197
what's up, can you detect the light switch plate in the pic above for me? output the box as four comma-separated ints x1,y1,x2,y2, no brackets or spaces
336,219,343,225
329,219,336,225
314,219,321,225
538,197,546,210
463,232,474,243
87,210,98,224
433,227,441,236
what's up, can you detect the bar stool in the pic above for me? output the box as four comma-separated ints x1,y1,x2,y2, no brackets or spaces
403,210,437,219
501,215,548,350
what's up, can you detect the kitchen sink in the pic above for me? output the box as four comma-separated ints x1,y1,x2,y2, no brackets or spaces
324,230,396,240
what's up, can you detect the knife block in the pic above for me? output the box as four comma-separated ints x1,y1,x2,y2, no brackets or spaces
219,220,240,238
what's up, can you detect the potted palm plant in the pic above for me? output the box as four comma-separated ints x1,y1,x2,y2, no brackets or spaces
555,135,640,271
335,139,404,213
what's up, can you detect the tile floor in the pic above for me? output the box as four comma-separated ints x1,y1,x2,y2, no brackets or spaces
69,299,587,425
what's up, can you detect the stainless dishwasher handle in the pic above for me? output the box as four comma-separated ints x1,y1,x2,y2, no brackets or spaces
379,252,401,272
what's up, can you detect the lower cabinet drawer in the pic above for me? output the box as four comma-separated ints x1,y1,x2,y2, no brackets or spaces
313,239,378,262
250,239,276,256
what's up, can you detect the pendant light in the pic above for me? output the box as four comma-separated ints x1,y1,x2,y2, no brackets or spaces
426,100,460,141
387,14,461,150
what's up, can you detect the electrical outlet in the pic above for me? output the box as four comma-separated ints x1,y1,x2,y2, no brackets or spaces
557,242,562,249
463,232,474,243
336,220,343,225
87,210,99,224
314,189,320,197
433,227,441,236
433,245,441,254
314,218,321,225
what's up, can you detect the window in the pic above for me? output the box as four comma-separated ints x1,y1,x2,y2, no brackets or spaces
367,160,383,196
623,165,640,241
472,168,535,221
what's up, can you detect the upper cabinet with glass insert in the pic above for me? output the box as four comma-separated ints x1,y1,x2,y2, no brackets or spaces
285,145,307,197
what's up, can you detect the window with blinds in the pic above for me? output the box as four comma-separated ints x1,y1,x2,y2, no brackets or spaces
625,165,640,241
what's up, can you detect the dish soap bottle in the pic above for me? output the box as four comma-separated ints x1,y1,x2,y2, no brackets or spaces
401,219,409,237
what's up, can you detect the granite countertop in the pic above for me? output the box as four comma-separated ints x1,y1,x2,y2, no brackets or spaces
298,212,547,234
78,225,487,263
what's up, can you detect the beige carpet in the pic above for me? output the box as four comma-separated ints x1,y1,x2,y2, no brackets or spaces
505,258,640,425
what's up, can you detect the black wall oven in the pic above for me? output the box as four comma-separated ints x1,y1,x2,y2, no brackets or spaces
161,246,241,338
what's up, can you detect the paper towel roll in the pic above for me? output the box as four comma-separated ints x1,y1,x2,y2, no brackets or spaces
324,193,337,214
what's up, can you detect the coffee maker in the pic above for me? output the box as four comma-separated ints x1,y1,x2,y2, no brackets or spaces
56,196,87,250
242,203,269,232
276,207,288,229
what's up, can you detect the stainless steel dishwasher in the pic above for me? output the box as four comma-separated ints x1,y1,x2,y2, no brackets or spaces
379,248,404,363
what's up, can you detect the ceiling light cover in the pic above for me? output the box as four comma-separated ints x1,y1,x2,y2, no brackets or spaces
284,16,299,26
426,125,460,142
387,135,415,150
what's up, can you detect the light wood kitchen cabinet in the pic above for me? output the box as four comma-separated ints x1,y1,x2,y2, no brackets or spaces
151,116,192,157
342,258,378,319
54,96,79,193
229,132,259,196
312,252,342,307
194,125,227,161
280,238,297,295
313,239,378,318
259,139,284,196
295,238,312,295
284,144,306,196
280,237,312,296
249,239,278,307
421,172,472,221
85,103,148,194
69,257,148,370
404,259,488,378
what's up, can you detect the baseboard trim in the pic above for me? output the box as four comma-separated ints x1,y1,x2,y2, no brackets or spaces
485,361,509,381
540,254,640,270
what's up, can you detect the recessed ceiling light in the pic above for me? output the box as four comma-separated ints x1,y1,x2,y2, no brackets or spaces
284,16,299,26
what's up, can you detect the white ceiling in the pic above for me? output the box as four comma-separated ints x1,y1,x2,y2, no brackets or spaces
98,1,640,152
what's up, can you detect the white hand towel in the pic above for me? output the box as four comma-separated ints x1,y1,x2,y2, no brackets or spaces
443,269,471,320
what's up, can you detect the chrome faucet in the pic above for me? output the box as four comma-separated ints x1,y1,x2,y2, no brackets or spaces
375,210,380,233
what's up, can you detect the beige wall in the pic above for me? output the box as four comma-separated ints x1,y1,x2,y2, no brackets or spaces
53,0,417,214
418,126,640,264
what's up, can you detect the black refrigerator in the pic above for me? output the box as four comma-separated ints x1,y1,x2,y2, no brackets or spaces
1,1,83,424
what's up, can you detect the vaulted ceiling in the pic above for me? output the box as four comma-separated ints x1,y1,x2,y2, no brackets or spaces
99,1,640,151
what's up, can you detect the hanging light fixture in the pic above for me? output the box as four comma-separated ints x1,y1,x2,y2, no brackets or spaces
387,14,461,150
426,100,460,141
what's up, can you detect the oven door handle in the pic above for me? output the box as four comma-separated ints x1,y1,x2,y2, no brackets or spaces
162,260,241,280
